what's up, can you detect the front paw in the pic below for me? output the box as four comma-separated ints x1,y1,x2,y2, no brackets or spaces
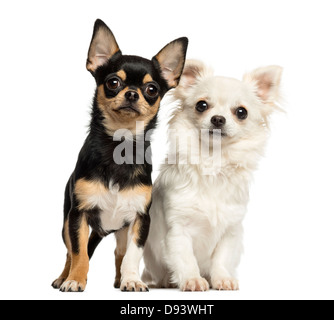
114,277,121,289
181,278,210,292
51,277,66,289
60,279,86,292
212,278,239,291
121,279,149,292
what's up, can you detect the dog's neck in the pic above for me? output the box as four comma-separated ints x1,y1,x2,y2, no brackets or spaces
165,127,266,178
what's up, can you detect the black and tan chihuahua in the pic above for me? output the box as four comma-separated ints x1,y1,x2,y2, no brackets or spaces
52,19,188,292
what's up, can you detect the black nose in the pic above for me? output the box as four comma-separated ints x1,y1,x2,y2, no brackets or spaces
211,115,226,127
125,90,139,102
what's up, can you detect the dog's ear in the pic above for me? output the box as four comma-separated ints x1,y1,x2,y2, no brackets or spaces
178,60,213,89
153,38,188,89
243,66,283,105
87,19,121,74
174,60,213,101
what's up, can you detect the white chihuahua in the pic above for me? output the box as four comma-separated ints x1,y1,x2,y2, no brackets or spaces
142,60,283,291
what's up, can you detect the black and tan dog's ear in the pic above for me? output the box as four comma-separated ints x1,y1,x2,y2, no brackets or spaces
153,37,188,89
87,19,121,74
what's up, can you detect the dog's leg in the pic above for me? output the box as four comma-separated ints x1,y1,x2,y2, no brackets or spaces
60,211,90,292
210,224,242,291
52,179,73,289
120,213,150,292
51,219,72,289
165,225,209,292
142,241,172,288
114,226,129,288
88,230,103,259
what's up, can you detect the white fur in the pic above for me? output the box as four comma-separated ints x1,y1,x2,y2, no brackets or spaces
121,237,147,292
143,60,282,291
85,180,149,291
85,181,147,233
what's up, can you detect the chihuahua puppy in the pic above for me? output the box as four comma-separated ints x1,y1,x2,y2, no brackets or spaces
143,60,282,291
52,19,188,292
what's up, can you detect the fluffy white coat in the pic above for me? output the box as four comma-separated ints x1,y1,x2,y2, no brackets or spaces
142,60,283,291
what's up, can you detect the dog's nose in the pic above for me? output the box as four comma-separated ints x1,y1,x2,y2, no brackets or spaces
125,90,139,102
211,115,226,128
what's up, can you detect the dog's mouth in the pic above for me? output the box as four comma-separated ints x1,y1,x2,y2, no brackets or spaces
116,104,141,115
209,129,227,137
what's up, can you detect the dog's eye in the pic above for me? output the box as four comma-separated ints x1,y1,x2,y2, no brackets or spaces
106,78,121,91
196,101,209,113
145,84,159,98
235,107,248,120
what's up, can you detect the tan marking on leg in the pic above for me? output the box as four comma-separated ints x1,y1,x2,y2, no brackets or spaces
132,218,141,242
60,215,90,292
52,220,72,289
119,185,152,245
114,227,129,288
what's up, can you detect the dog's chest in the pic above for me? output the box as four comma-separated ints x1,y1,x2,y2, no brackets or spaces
99,186,147,232
75,178,148,232
167,170,249,250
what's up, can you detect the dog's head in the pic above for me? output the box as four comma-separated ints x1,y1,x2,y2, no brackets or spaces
87,19,188,135
174,60,283,146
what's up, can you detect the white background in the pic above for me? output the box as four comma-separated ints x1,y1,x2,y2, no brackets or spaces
0,0,333,300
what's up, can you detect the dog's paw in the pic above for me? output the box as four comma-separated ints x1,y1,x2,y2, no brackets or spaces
114,277,121,289
212,278,239,291
121,279,149,292
60,280,86,292
51,277,66,289
181,278,210,292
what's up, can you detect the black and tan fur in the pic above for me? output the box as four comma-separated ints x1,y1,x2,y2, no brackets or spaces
52,19,188,292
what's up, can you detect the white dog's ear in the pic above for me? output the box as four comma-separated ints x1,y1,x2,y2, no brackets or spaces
174,60,213,101
178,59,213,89
244,66,283,105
